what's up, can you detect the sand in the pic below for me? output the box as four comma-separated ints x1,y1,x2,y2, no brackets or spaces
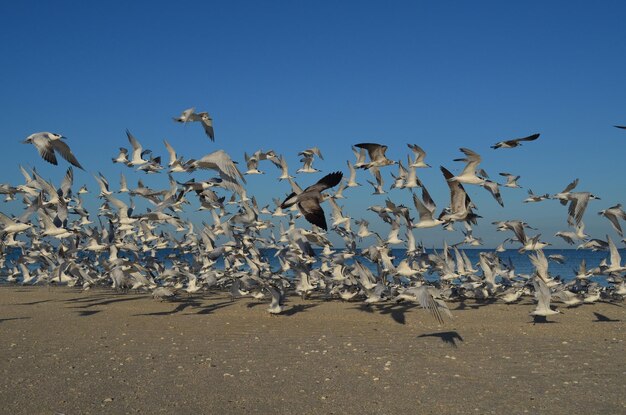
0,286,624,414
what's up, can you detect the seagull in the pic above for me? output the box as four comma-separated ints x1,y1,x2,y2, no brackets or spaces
412,186,444,229
280,171,343,231
566,192,600,226
499,172,522,188
530,276,559,319
523,189,549,203
552,178,579,205
598,204,626,236
173,107,214,141
366,167,386,195
407,144,431,168
439,166,477,225
481,180,504,207
125,129,151,166
23,132,84,170
346,160,361,187
601,235,626,274
491,133,540,149
450,148,485,185
354,143,397,169
555,222,588,245
190,150,247,195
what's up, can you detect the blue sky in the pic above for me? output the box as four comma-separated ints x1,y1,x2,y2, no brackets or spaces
1,1,625,248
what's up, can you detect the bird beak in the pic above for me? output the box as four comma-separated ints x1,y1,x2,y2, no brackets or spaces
21,139,29,144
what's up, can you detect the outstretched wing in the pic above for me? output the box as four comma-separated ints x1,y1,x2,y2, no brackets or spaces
298,198,328,230
51,140,84,170
304,171,343,193
32,136,58,165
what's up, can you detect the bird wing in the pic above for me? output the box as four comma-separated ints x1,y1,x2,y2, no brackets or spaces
163,139,177,165
607,235,622,268
174,107,195,123
562,178,579,193
355,143,384,161
51,139,84,170
298,197,327,230
59,167,74,197
304,171,343,193
482,180,504,207
518,133,540,142
441,166,469,215
126,129,143,160
200,113,214,141
196,150,246,184
457,148,481,176
416,285,451,324
32,135,58,165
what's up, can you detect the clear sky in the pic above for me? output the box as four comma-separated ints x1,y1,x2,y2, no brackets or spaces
1,0,625,248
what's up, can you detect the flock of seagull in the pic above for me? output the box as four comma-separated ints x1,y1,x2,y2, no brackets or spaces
1,109,626,323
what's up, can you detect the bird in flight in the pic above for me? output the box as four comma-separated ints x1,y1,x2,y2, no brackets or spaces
23,132,84,170
491,133,540,149
280,171,343,230
173,107,215,141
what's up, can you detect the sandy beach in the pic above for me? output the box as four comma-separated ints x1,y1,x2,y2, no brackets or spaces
0,286,623,414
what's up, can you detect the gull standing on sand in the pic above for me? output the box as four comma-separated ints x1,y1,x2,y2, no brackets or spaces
23,132,84,170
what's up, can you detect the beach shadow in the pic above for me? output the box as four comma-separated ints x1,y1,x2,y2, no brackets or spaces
281,303,319,316
15,299,53,306
418,331,464,348
0,317,31,323
76,310,102,317
379,302,420,325
70,295,146,309
592,312,620,322
64,295,115,303
351,303,375,313
136,299,203,316
530,315,558,324
246,302,266,309
194,300,234,315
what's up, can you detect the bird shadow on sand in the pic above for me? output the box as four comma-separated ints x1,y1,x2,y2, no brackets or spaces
529,315,558,324
76,310,101,317
417,331,464,348
350,303,376,314
281,303,319,316
592,312,621,322
68,295,146,309
193,300,235,315
135,300,202,316
452,298,498,311
349,302,423,324
14,299,53,306
380,302,421,324
0,317,31,323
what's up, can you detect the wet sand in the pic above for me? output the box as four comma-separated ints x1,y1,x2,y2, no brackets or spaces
0,286,624,414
